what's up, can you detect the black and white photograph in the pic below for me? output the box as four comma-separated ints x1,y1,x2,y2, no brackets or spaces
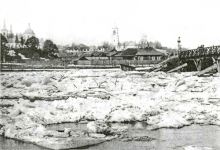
0,0,220,149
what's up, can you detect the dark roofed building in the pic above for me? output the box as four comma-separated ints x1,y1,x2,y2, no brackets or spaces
136,46,166,61
78,56,88,60
79,51,108,60
92,51,107,57
107,51,120,57
105,48,117,53
114,48,139,60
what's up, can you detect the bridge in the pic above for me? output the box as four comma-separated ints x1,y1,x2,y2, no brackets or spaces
119,39,220,75
171,45,220,75
179,45,220,60
139,44,220,75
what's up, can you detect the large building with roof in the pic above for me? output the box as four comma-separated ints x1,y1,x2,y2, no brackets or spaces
1,20,44,48
136,46,166,61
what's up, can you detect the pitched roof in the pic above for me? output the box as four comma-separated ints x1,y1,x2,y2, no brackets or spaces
92,51,104,57
80,51,107,57
107,51,120,57
105,48,117,53
136,47,165,56
78,56,88,60
81,52,92,57
57,52,79,58
115,48,139,57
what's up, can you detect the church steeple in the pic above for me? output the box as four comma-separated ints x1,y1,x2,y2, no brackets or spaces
10,25,12,33
1,19,8,36
8,24,14,38
28,23,31,29
112,24,119,50
2,19,7,30
3,19,6,28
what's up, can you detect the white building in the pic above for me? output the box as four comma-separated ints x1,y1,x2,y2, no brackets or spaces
112,24,120,50
1,20,43,49
23,23,35,41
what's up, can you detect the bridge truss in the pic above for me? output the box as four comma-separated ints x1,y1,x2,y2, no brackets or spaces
178,45,220,75
179,45,220,60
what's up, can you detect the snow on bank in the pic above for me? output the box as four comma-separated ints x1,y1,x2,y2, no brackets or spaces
0,70,220,148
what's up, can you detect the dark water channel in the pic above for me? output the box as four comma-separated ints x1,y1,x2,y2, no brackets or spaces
1,123,220,150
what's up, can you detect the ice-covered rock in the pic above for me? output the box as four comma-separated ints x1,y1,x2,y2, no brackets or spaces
87,121,98,133
89,133,106,138
41,77,51,85
183,145,213,150
87,121,111,135
148,112,191,129
21,80,33,87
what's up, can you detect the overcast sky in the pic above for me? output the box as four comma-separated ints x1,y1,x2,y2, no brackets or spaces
1,0,220,49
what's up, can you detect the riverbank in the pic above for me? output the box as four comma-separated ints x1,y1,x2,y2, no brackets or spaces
0,70,220,149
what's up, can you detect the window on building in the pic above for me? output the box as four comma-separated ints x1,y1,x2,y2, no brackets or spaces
152,56,155,60
113,30,116,35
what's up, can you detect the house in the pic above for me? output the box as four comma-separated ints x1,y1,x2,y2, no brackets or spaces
135,47,166,61
78,51,108,60
114,48,139,60
107,51,120,60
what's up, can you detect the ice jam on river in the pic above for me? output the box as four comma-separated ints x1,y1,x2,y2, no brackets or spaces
0,70,220,149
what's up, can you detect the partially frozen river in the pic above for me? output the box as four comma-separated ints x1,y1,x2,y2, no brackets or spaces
0,70,220,149
46,123,220,149
1,123,220,149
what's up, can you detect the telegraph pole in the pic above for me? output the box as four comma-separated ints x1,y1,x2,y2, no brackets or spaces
177,37,181,55
177,37,182,72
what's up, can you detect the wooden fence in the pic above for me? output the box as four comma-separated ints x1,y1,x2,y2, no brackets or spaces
76,59,163,66
1,59,164,70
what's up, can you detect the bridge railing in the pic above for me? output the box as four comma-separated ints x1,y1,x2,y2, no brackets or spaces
179,45,220,59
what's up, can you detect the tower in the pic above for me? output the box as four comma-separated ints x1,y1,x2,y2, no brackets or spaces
8,25,14,38
112,24,119,50
1,19,8,37
10,25,12,33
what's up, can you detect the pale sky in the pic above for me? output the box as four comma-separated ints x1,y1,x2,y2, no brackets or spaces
0,0,220,49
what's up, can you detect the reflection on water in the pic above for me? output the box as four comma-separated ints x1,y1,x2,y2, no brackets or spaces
1,123,220,150
46,122,88,131
93,124,220,150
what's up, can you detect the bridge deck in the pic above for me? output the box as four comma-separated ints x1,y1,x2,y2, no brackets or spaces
179,45,220,60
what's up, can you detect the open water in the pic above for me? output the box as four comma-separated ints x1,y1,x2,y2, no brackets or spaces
1,123,220,150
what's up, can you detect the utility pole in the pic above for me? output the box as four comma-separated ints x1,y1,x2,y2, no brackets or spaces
177,37,182,72
177,37,181,55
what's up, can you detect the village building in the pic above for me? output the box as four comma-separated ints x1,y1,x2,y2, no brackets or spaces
66,47,106,53
1,20,44,49
105,48,120,60
112,46,167,61
112,24,120,50
135,46,166,61
78,51,108,60
114,48,140,60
